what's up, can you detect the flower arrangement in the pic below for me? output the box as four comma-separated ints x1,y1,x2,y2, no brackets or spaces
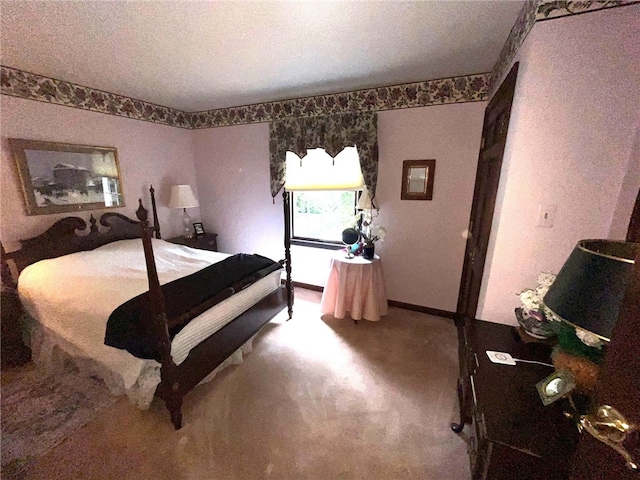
354,211,386,246
516,272,557,339
518,272,556,320
518,272,606,365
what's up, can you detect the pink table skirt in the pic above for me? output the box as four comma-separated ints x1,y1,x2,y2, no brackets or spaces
320,254,388,321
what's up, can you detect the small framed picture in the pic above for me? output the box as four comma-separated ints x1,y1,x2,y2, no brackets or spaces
193,222,205,236
401,159,436,200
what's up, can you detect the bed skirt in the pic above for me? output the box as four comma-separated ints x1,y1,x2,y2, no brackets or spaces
25,317,258,410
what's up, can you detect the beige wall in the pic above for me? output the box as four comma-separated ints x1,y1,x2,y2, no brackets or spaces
192,102,485,311
0,96,198,251
478,5,640,324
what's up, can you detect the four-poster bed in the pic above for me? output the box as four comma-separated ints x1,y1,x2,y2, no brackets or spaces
2,186,293,429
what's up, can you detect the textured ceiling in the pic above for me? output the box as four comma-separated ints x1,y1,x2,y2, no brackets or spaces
1,1,524,112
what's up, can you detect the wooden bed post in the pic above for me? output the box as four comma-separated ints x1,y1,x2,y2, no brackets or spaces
1,242,17,290
149,185,161,239
283,190,293,320
135,199,183,429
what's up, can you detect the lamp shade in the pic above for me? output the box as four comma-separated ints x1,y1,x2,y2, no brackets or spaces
357,189,374,210
543,240,637,342
168,185,199,209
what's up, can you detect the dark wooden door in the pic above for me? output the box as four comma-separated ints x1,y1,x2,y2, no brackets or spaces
570,244,640,479
627,188,640,242
456,63,519,323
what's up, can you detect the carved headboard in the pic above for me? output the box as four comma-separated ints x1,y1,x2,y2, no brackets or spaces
1,186,161,286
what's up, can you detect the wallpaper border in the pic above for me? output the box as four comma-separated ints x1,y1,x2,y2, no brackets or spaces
189,74,488,129
1,65,489,129
5,1,634,127
489,0,640,96
0,66,192,129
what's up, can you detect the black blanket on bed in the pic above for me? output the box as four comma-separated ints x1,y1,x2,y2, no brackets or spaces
104,253,281,360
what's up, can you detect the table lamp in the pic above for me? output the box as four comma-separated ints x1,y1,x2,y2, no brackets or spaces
541,239,638,471
357,188,374,211
543,240,636,343
168,185,199,239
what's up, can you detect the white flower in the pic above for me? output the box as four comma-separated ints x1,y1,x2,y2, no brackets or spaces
537,272,556,287
518,288,540,312
542,305,561,322
371,225,386,242
517,272,557,316
575,328,604,349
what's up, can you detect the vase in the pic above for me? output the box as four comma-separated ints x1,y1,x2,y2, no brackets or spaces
363,243,375,260
515,307,555,339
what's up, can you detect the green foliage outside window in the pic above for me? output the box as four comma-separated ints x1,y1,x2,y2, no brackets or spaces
292,191,356,243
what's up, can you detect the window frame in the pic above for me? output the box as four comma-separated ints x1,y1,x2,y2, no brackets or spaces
290,191,358,249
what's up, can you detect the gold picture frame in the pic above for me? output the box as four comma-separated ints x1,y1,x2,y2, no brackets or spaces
401,159,435,200
10,139,125,216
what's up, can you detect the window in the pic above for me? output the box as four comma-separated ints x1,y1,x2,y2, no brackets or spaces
286,147,362,246
291,190,357,244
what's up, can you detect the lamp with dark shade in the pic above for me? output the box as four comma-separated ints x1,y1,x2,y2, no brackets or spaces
543,240,637,342
542,239,639,471
168,185,199,239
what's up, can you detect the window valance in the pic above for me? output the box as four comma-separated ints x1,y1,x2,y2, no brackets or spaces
284,147,364,191
269,112,378,198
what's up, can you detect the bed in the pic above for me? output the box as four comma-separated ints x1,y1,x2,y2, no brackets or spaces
1,186,294,429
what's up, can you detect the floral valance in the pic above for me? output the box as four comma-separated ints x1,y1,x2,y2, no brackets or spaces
269,112,378,198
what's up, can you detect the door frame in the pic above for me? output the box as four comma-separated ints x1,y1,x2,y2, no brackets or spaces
455,63,519,324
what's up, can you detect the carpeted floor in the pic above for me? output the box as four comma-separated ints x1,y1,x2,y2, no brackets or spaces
1,363,117,479
4,288,471,479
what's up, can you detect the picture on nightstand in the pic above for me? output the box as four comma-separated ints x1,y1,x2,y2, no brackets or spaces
193,222,205,236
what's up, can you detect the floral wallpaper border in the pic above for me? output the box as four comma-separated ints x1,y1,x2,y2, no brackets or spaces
189,74,488,129
5,1,634,127
1,65,489,129
536,0,639,20
1,66,191,129
489,0,538,96
489,0,639,96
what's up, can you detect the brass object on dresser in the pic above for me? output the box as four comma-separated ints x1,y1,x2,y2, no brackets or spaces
166,233,218,252
579,406,638,471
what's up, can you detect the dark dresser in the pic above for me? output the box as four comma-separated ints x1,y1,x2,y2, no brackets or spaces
453,319,579,479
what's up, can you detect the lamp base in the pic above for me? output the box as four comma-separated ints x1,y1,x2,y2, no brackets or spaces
552,350,600,393
181,209,193,239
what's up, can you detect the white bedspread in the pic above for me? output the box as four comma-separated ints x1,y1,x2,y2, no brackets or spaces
18,238,281,408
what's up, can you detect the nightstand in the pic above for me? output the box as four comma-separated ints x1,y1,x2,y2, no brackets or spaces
166,233,218,252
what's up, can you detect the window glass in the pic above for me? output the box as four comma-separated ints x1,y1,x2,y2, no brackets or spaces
292,191,356,243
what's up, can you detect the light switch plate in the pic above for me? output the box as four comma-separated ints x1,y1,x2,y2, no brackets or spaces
536,204,557,228
486,350,517,365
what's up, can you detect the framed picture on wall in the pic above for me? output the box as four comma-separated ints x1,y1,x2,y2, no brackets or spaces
401,159,436,200
9,138,124,216
193,222,205,236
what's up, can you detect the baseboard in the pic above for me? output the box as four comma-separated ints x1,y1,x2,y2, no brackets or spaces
291,281,324,292
291,281,456,319
387,300,456,319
